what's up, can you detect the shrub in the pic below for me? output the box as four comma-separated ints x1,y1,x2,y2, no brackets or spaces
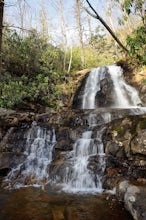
126,26,146,65
0,73,62,108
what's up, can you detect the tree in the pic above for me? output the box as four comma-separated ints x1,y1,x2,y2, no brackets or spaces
40,0,48,38
59,0,67,73
76,0,86,68
121,0,146,27
0,0,4,74
80,0,129,53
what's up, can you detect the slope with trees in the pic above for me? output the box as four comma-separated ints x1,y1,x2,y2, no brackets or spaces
0,0,145,110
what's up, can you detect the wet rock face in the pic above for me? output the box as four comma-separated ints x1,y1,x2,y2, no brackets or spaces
0,125,29,172
95,73,115,107
103,116,146,188
140,84,146,106
72,73,90,109
55,128,75,151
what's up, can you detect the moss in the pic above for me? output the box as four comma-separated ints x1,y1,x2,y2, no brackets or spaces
112,124,125,137
138,118,146,130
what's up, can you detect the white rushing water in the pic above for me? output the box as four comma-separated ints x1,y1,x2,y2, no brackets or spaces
62,127,106,193
82,65,142,109
82,67,106,109
3,122,56,189
108,65,141,107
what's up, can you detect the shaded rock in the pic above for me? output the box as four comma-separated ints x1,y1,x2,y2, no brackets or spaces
140,84,146,94
131,130,146,156
95,74,115,107
117,181,146,220
72,72,90,109
105,141,125,158
55,128,74,151
141,94,146,105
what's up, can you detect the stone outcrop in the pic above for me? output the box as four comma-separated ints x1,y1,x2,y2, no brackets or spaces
95,73,115,107
103,115,146,220
140,84,146,106
72,73,90,109
117,181,146,220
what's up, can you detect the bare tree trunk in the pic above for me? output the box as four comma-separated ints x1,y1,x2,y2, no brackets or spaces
18,0,25,37
0,0,4,75
76,0,86,68
59,0,67,73
40,0,48,38
105,0,120,57
82,0,129,53
87,14,92,40
67,46,72,74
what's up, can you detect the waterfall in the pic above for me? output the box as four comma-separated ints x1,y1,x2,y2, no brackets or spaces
3,64,146,194
82,67,107,109
62,127,105,193
81,65,141,109
3,122,56,189
52,113,111,194
58,64,144,193
108,65,141,107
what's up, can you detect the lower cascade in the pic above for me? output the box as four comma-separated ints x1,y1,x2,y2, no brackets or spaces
2,64,146,194
62,127,106,193
3,122,56,189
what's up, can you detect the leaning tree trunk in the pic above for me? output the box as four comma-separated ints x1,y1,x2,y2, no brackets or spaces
0,0,4,75
83,0,129,53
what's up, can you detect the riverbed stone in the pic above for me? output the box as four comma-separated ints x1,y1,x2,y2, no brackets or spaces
117,181,146,220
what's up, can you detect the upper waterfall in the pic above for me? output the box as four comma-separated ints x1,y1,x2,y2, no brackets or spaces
73,65,142,109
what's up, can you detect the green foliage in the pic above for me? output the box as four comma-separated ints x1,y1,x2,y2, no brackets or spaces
0,73,64,109
86,26,120,66
66,47,82,72
2,28,64,77
121,0,145,24
0,28,67,109
126,26,146,64
0,25,123,110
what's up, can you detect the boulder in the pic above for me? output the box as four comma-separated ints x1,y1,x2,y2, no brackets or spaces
117,181,146,220
131,130,146,156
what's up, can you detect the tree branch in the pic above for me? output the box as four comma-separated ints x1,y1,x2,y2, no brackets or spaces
3,24,34,33
81,0,129,53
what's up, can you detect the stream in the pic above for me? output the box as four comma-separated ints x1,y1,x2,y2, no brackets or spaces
0,187,133,220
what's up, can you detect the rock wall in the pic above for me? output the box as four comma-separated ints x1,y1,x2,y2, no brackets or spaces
103,115,146,220
0,108,146,219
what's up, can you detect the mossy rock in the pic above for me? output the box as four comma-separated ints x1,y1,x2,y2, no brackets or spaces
138,118,146,130
112,124,125,137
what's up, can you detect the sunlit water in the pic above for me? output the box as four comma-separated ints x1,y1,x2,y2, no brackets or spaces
82,65,142,109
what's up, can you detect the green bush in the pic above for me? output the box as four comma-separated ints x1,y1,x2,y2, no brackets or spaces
1,28,67,109
0,73,64,108
2,28,64,77
126,26,146,64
